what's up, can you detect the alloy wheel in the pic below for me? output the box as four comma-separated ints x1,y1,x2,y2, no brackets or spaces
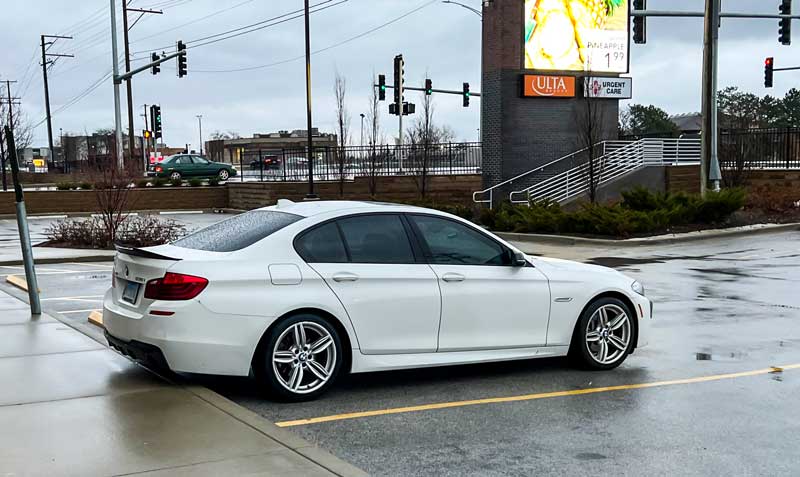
272,321,337,394
585,304,631,365
219,170,229,180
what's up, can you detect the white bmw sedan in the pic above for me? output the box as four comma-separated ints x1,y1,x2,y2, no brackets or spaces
104,201,651,401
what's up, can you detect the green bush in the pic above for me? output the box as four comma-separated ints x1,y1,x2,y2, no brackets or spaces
152,178,167,188
483,187,747,238
169,178,183,187
55,182,74,191
403,199,478,221
188,178,203,187
78,182,93,190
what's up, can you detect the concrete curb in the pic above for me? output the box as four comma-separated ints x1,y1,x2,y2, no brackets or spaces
496,222,800,247
0,255,115,267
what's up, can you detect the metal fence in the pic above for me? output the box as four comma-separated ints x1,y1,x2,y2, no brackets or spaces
719,127,800,170
234,142,482,182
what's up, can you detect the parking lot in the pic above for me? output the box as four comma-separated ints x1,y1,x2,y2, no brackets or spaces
4,230,798,475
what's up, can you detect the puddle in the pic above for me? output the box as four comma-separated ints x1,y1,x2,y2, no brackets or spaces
695,351,748,361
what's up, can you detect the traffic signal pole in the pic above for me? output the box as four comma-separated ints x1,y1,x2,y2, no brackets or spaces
631,5,800,196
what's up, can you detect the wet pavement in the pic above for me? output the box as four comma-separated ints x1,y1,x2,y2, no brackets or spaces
4,230,799,475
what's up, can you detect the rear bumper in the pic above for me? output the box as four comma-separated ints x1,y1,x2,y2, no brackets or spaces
102,290,272,377
106,332,170,371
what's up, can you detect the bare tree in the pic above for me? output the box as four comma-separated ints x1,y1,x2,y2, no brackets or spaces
89,139,141,246
574,93,607,204
362,74,383,197
0,84,33,151
405,91,437,198
334,70,351,197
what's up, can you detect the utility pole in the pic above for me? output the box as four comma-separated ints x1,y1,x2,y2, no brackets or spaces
196,114,203,155
41,34,73,171
700,0,722,196
110,0,125,169
2,80,20,191
122,3,162,167
303,0,316,198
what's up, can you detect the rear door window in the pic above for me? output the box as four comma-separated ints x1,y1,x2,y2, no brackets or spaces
337,214,415,264
173,210,302,252
295,223,349,263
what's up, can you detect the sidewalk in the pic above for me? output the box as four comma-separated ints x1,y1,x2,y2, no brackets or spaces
0,290,365,477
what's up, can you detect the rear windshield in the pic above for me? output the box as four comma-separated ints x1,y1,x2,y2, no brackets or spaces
173,210,302,252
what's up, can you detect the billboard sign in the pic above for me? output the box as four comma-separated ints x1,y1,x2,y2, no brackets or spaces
584,76,632,99
524,0,630,73
523,75,576,97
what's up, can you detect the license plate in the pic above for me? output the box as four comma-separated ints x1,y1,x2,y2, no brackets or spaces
122,281,141,304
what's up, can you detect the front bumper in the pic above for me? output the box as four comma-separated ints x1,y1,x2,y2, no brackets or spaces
631,294,652,349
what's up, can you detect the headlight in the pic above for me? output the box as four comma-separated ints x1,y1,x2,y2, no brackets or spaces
631,281,645,296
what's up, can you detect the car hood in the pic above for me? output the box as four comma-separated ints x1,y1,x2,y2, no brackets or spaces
529,255,630,282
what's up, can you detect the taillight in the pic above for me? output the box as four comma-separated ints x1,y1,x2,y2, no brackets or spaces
145,273,208,301
155,166,163,172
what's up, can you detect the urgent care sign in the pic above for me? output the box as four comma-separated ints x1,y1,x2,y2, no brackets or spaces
522,75,576,98
584,77,633,99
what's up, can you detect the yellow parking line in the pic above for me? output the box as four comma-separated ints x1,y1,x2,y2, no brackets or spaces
275,364,800,428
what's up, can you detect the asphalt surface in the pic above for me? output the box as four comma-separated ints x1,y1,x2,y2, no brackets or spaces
4,230,799,476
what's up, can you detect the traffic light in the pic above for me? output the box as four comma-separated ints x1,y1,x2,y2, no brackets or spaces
765,57,774,88
378,74,386,101
633,0,646,44
462,82,470,107
177,40,188,78
151,105,163,138
403,103,416,115
779,0,792,45
425,78,433,95
151,53,161,75
393,54,404,114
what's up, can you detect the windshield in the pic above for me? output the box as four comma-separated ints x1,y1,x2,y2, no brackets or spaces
172,210,303,252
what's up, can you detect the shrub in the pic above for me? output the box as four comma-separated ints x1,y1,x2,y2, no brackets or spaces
152,178,167,188
208,177,221,187
78,182,93,190
188,178,203,187
45,216,186,249
169,178,183,187
135,179,150,188
56,182,75,191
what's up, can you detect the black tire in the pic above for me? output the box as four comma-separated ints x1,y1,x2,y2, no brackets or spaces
256,313,343,402
218,169,230,181
569,297,635,371
169,171,182,180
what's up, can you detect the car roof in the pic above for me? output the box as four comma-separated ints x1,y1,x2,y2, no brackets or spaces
257,200,432,218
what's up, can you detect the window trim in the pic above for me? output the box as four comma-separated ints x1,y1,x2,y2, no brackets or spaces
293,212,422,265
405,213,517,267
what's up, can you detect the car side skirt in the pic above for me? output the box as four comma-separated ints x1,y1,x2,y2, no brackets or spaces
349,345,570,374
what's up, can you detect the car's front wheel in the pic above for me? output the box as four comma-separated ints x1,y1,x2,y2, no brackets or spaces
218,169,230,181
571,297,634,370
257,314,342,401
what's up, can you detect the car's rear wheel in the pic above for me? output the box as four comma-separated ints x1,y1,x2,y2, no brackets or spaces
169,171,182,180
257,314,342,401
570,297,634,370
218,169,230,181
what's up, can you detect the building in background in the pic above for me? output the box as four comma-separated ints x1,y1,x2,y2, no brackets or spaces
670,113,703,137
205,129,337,165
62,133,144,170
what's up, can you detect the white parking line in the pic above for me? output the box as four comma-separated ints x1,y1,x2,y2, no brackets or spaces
59,309,102,314
160,210,203,215
42,295,104,301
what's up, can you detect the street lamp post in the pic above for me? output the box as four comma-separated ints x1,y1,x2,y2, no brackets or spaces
303,0,317,198
196,114,203,155
360,113,365,148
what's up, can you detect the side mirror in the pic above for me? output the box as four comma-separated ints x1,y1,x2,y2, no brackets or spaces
512,251,527,267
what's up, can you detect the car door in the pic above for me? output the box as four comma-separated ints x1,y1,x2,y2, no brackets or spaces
407,214,551,352
192,156,215,177
296,214,442,355
173,155,196,176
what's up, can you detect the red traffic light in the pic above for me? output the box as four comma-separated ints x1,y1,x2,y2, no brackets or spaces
765,57,774,66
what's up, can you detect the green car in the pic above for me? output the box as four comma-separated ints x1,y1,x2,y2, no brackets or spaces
147,154,237,181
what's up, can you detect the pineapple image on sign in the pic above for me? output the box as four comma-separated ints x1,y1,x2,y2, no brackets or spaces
525,0,628,73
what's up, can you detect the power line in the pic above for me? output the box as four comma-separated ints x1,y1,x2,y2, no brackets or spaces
131,0,341,54
130,0,257,44
192,0,437,74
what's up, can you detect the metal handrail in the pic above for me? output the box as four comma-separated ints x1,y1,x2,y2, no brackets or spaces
472,141,622,207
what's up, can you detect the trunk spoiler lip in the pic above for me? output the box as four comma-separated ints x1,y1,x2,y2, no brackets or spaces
114,243,182,261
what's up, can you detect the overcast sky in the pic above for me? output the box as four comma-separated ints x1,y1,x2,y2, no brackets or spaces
1,0,796,149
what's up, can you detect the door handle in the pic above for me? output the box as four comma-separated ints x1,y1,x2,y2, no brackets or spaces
441,273,466,283
332,272,359,283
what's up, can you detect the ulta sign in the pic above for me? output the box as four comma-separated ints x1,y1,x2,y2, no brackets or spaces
523,75,576,98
